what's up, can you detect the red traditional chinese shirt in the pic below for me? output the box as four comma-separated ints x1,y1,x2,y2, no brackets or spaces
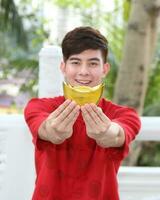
24,96,141,200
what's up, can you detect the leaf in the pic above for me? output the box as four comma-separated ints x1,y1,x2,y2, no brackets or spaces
122,0,131,22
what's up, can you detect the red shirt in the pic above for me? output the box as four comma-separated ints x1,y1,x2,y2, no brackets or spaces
24,96,141,200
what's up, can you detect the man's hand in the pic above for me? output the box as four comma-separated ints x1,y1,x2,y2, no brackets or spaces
81,103,125,148
38,100,80,144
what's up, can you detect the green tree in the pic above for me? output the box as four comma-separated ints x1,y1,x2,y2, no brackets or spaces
0,0,28,48
0,0,48,101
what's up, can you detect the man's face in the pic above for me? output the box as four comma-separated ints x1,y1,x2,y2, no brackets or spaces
60,49,110,87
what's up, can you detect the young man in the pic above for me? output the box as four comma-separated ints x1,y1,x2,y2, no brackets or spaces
24,27,141,200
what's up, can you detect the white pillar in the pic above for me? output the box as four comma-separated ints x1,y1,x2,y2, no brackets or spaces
38,45,63,98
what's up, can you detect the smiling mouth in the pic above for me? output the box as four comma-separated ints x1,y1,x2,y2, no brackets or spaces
75,79,92,85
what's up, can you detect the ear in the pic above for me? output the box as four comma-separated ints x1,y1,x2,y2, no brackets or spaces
102,62,110,78
60,61,66,75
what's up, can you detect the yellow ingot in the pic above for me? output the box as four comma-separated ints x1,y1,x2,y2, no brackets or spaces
63,82,104,105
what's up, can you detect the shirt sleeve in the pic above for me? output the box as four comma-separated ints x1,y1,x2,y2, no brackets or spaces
24,98,52,146
108,107,141,161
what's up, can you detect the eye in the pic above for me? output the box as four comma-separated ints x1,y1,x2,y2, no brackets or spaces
71,61,80,65
90,62,98,67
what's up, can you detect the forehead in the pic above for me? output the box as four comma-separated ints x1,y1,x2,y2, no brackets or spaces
68,49,103,60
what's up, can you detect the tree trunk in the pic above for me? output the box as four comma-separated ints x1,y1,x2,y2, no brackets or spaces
113,0,160,165
114,0,160,114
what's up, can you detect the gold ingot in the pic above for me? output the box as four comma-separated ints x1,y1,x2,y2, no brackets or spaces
63,82,104,105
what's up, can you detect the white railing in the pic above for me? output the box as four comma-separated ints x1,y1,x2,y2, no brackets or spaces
118,118,160,200
0,115,35,200
0,46,160,200
0,115,160,200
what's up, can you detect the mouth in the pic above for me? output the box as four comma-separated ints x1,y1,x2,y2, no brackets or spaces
75,79,92,86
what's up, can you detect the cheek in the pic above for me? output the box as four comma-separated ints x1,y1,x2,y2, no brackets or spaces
92,69,104,79
65,67,75,75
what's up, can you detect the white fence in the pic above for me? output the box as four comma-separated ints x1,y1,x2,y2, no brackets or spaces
0,115,35,200
0,115,160,200
0,46,160,200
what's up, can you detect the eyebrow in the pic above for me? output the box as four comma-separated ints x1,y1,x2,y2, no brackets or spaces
88,58,100,62
69,57,81,61
69,57,100,62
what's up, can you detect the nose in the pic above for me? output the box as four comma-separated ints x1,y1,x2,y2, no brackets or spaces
79,64,89,75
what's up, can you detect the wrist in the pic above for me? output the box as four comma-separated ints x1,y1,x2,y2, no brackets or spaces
96,122,125,148
107,122,125,147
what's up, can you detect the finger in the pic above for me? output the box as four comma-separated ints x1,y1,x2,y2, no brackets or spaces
82,112,98,139
57,106,80,139
49,99,71,118
64,111,80,139
86,104,111,134
68,110,80,127
90,104,110,124
56,101,78,123
83,104,104,126
60,105,80,128
81,106,97,129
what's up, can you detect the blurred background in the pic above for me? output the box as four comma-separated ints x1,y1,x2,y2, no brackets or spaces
0,0,160,167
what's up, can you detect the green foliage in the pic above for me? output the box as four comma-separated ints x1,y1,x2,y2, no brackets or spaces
100,2,129,99
0,0,48,99
0,0,28,49
114,0,131,22
122,0,131,22
144,62,160,108
21,78,38,97
143,37,160,116
143,104,160,116
0,41,39,96
53,0,100,28
104,49,118,100
137,142,160,166
10,58,38,70
53,0,96,9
